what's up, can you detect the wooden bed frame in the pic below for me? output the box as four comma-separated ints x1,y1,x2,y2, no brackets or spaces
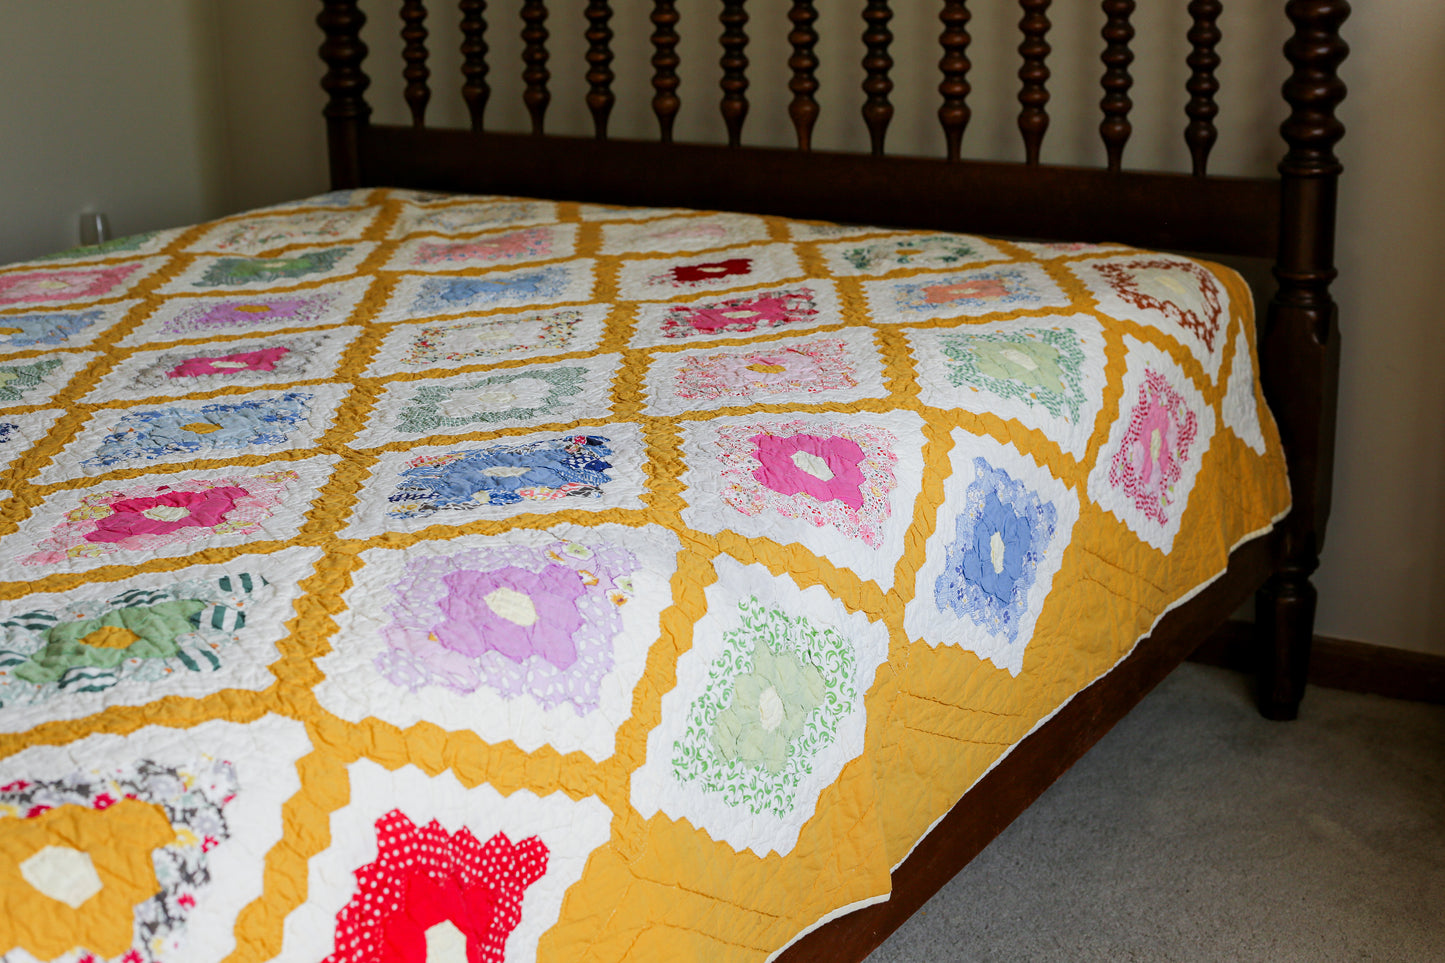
316,2,1350,958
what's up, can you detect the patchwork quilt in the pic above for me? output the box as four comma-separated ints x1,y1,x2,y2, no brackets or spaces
0,189,1289,962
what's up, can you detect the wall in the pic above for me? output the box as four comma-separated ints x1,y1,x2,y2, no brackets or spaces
0,0,228,263
3,2,1440,656
212,0,329,213
1320,4,1445,655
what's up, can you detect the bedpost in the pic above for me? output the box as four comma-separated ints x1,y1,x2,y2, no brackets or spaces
319,0,372,189
1256,0,1349,720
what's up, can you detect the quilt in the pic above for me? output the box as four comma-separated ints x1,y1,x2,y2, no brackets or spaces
0,188,1289,962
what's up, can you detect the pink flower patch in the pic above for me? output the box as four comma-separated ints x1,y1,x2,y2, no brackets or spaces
660,288,819,338
715,420,899,548
675,340,857,402
327,810,548,963
1108,367,1200,525
0,264,144,306
84,486,248,544
0,263,145,303
23,469,301,565
414,227,552,265
167,346,290,378
751,433,867,510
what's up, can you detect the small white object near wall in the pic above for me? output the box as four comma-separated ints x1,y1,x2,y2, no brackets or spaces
78,211,111,246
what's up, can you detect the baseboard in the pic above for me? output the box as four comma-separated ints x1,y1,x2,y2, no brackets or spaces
1190,621,1445,705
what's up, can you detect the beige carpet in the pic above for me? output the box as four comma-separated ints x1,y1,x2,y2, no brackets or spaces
865,663,1445,962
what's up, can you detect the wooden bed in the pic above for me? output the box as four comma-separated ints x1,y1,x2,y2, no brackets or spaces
0,3,1355,962
310,1,1348,958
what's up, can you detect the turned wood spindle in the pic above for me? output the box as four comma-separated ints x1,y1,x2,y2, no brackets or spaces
719,0,750,148
318,0,371,188
1257,0,1351,721
1017,0,1052,165
460,0,490,132
521,0,551,135
861,0,895,156
938,0,974,162
1186,0,1223,176
400,0,430,127
787,1,820,151
1099,0,1135,172
650,1,682,143
585,1,615,139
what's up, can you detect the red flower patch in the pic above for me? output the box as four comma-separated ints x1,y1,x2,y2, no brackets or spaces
327,810,548,963
670,257,752,284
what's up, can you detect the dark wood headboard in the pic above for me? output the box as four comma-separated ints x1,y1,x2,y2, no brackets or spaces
317,0,1350,717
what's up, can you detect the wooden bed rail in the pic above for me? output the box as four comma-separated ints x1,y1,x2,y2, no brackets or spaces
317,0,1351,721
357,126,1282,258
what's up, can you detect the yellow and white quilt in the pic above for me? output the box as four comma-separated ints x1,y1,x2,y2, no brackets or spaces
0,189,1288,962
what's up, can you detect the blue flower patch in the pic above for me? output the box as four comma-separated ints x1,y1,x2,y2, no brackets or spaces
0,309,104,349
83,392,315,469
935,458,1057,645
387,434,613,518
411,266,570,313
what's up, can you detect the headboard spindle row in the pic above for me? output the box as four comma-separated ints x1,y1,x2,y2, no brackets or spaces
938,1,974,163
649,1,681,143
337,1,1256,177
585,0,616,139
1099,0,1135,172
719,0,751,148
520,0,550,134
459,0,489,132
1017,0,1052,165
400,0,431,127
861,1,895,157
786,1,820,151
1186,0,1224,176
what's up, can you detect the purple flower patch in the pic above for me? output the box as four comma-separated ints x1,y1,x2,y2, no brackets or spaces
375,539,638,711
434,565,585,669
161,293,337,336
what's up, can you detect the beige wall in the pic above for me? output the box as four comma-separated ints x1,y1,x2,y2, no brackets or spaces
1321,4,1445,654
2,2,1440,655
212,0,329,213
0,1,229,263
